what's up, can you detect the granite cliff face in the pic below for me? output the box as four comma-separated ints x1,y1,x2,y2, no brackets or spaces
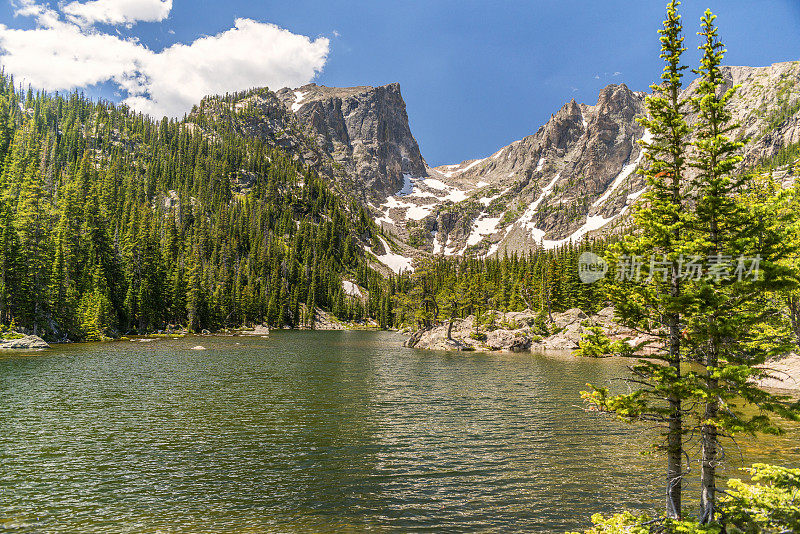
276,83,427,200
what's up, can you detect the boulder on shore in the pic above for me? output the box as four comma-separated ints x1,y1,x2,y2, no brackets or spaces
405,312,535,352
0,335,50,349
312,308,347,330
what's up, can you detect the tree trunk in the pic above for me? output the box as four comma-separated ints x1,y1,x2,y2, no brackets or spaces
666,217,683,519
699,408,718,523
787,295,800,349
700,339,720,523
667,312,683,520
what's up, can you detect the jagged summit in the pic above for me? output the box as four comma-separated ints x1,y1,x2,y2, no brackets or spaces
277,82,401,107
275,82,427,199
366,61,800,260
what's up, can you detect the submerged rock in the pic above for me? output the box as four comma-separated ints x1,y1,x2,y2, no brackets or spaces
0,335,50,349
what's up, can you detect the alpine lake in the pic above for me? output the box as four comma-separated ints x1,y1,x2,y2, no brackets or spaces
1,331,798,533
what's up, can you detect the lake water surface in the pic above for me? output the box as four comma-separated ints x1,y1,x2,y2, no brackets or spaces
1,331,798,533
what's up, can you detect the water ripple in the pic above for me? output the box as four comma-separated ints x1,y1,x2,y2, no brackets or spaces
0,332,796,533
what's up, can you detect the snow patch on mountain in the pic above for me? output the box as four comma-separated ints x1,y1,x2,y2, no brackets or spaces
443,189,469,202
368,237,415,274
519,174,560,232
627,188,647,201
542,213,620,249
479,186,511,207
422,178,449,191
439,157,487,178
291,90,308,112
466,214,503,246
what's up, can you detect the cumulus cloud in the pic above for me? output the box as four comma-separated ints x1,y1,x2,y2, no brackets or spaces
123,19,330,117
0,2,329,118
62,0,173,27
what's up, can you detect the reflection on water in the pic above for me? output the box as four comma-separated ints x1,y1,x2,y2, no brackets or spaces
0,331,796,533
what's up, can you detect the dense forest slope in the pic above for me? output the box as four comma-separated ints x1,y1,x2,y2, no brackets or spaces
0,76,395,340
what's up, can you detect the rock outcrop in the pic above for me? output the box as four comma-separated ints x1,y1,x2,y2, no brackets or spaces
0,335,50,349
311,308,347,330
405,307,645,353
239,325,270,336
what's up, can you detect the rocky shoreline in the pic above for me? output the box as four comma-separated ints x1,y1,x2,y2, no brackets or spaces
404,307,646,353
404,307,800,393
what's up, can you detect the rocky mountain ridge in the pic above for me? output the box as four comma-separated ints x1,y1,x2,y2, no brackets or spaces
191,60,800,274
275,83,427,200
372,61,800,260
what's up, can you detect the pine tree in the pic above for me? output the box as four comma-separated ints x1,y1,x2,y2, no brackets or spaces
16,156,51,334
687,10,800,523
581,0,692,520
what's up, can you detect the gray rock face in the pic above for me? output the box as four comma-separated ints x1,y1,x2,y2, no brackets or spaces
276,83,427,199
375,83,648,254
375,60,800,257
0,335,50,349
685,62,800,168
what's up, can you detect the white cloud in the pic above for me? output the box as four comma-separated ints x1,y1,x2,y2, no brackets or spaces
123,19,329,117
0,17,145,89
62,0,172,27
13,0,60,27
0,3,329,118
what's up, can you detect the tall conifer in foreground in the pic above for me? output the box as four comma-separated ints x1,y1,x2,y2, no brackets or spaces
581,0,692,519
583,5,800,525
686,10,800,524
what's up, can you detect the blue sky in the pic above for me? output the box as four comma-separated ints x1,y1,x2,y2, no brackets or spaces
1,1,798,166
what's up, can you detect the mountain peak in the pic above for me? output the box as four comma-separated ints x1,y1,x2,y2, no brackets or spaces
274,81,425,198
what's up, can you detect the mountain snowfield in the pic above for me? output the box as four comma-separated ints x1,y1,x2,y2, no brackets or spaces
209,60,800,273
